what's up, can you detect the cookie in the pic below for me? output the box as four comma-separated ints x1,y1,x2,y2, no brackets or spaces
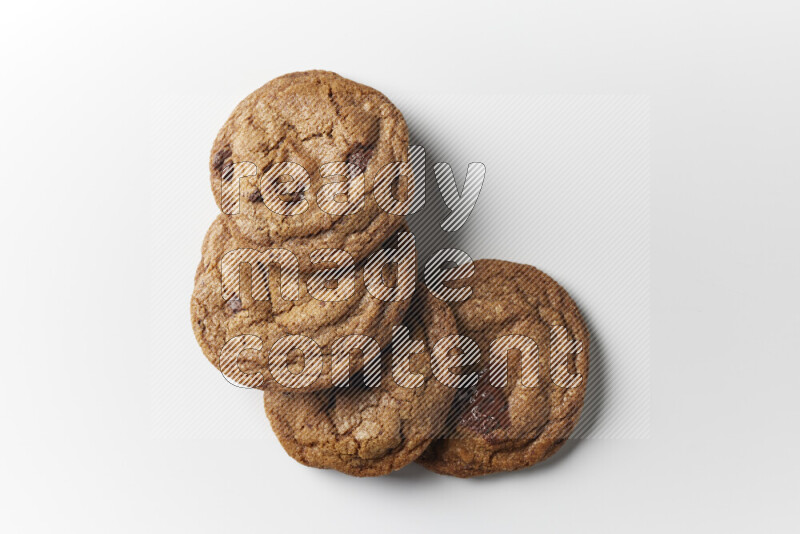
210,70,410,267
190,214,412,391
262,289,460,476
416,260,589,477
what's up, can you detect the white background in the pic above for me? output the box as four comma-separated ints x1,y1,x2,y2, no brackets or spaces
1,1,798,533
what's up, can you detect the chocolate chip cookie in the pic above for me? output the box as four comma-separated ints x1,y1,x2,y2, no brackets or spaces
190,214,412,391
263,290,459,476
417,260,590,477
210,70,410,266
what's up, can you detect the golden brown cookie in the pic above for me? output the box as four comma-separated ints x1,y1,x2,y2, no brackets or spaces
190,214,412,391
210,70,409,266
417,260,590,477
263,290,459,476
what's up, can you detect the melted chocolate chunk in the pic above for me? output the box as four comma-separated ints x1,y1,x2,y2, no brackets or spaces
459,378,511,436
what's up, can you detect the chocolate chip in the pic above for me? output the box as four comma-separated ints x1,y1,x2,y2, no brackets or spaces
212,146,232,173
226,297,243,314
263,164,303,202
282,191,302,203
249,189,263,203
346,143,375,175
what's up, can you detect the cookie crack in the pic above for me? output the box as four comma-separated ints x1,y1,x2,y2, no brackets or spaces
327,85,341,117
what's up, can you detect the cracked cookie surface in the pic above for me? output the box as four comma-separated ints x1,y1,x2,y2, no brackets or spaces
190,214,411,391
210,70,409,265
263,290,459,476
417,260,590,478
